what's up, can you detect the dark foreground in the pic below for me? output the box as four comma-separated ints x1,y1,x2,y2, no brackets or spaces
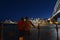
0,24,60,40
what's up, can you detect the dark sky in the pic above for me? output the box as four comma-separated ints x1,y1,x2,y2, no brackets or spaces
0,0,57,21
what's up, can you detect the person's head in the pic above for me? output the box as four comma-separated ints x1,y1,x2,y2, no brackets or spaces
21,17,24,21
25,16,29,21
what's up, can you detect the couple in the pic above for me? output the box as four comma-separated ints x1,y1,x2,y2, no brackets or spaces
17,17,35,40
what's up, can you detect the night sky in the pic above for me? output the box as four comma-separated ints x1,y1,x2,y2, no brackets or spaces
0,0,57,21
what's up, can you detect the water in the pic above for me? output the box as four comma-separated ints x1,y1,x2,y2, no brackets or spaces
0,24,60,40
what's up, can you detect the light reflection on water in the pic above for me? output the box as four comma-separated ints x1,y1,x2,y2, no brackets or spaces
1,24,60,40
30,24,60,40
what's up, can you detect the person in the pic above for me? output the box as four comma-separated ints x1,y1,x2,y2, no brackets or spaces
24,17,35,40
17,17,25,40
24,17,35,31
17,17,35,40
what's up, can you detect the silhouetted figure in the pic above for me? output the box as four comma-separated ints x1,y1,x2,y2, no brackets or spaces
17,17,25,40
24,17,35,40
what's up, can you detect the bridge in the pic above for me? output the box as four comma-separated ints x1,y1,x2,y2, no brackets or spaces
48,0,60,22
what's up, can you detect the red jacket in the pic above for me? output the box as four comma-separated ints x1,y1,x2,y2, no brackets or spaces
17,20,25,30
17,20,31,31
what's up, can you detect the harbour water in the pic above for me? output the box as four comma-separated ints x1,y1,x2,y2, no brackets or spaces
0,23,60,40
